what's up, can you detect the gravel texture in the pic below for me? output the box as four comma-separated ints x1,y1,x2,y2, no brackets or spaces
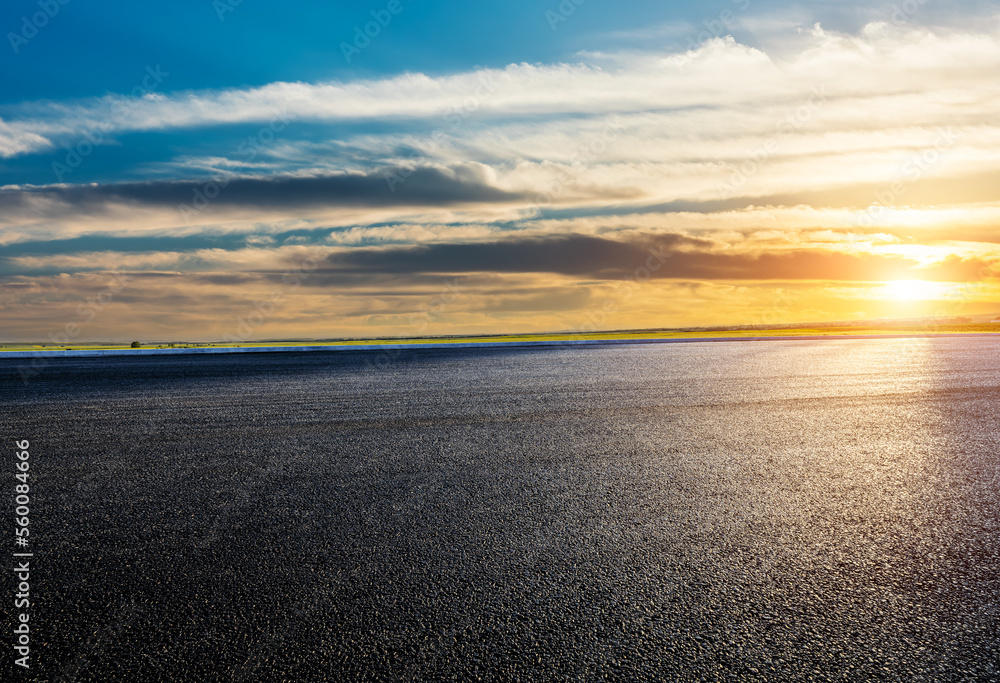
2,338,999,681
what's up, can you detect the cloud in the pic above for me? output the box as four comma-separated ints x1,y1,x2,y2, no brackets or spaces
0,165,523,214
309,233,997,283
3,21,1000,243
5,17,1000,341
3,22,999,171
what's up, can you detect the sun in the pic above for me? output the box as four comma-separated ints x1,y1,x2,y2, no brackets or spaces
881,279,948,301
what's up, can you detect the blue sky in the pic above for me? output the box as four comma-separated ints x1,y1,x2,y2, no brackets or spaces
5,1,784,99
5,0,989,184
3,1,738,101
4,0,993,102
2,1,1000,341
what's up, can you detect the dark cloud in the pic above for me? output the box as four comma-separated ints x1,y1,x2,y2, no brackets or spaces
3,232,993,285
313,233,997,282
319,234,700,278
0,166,525,213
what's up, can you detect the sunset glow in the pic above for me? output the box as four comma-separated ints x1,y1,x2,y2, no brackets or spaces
881,280,951,301
1,3,999,341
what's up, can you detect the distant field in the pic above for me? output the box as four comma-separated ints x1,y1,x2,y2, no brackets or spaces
3,323,1000,352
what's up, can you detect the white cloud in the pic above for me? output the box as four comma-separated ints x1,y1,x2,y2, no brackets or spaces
2,22,997,161
1,21,999,250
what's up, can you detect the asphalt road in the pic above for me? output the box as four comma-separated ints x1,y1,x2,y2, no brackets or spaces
3,338,999,681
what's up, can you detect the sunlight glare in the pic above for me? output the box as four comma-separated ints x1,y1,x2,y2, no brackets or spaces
881,279,948,301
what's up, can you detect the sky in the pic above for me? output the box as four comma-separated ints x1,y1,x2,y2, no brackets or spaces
2,0,1000,342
